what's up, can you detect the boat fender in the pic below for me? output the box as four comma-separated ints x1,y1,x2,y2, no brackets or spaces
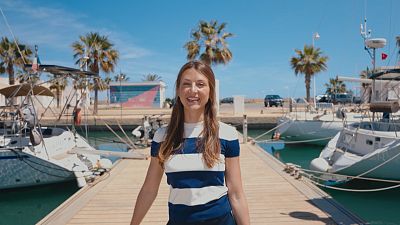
132,126,144,138
73,168,87,187
20,104,37,128
98,158,113,170
310,158,331,172
73,108,82,126
335,108,346,119
29,127,42,146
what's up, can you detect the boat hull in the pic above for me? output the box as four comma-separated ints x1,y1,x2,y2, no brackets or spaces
0,127,100,190
313,124,400,181
338,147,400,180
0,149,75,189
277,117,343,145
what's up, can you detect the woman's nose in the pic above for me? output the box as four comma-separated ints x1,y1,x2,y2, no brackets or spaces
190,82,198,92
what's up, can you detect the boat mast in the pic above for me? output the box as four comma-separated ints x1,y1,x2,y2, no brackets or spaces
360,17,375,102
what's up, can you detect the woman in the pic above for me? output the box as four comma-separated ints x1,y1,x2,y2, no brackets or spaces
130,61,250,225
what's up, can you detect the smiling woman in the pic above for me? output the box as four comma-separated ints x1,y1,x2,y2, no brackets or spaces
131,61,250,225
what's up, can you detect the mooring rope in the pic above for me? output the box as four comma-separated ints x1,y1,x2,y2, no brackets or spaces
253,119,290,140
284,148,400,192
256,136,333,144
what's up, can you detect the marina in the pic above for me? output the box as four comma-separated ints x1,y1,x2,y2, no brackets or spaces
36,130,363,225
2,1,400,224
2,123,400,224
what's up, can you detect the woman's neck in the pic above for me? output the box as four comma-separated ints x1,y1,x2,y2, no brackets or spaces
184,109,204,123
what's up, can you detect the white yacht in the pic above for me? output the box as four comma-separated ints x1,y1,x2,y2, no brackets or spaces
310,67,400,182
0,126,100,189
0,66,105,189
276,101,364,145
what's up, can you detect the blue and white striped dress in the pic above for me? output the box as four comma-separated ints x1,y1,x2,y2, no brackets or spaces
151,121,240,224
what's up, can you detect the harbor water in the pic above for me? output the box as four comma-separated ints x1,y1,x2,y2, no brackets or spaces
1,129,400,224
251,129,400,225
0,130,129,225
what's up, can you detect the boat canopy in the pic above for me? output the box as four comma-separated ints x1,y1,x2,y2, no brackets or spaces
24,64,98,78
369,68,400,80
370,101,399,113
0,84,54,98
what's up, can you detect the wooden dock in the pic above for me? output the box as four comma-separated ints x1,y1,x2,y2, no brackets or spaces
37,142,365,225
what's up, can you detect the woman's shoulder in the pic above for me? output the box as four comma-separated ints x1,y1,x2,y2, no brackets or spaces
218,121,238,141
153,126,168,143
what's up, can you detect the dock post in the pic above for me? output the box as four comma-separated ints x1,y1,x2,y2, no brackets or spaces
243,114,248,143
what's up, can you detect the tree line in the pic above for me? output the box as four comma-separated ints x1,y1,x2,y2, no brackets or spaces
0,20,234,114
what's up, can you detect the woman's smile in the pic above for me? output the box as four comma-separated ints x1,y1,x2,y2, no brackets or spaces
178,68,210,115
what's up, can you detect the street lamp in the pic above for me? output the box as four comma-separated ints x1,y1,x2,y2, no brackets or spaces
312,32,320,109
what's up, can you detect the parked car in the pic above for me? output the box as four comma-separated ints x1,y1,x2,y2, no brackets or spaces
352,96,362,104
316,94,330,103
264,95,283,107
330,93,352,104
220,97,234,104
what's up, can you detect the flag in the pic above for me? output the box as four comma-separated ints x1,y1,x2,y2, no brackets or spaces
382,53,388,60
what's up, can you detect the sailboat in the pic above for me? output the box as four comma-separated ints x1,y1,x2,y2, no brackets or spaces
0,64,109,190
310,68,400,182
309,21,400,182
276,101,364,146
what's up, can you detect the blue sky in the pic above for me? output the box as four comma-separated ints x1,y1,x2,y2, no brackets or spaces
1,0,400,99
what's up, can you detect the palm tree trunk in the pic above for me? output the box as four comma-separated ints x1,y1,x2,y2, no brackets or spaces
8,66,15,105
94,83,98,115
57,88,60,108
107,89,109,105
305,75,311,103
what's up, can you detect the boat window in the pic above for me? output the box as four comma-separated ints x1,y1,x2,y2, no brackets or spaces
375,137,381,142
364,124,372,130
41,128,64,137
366,140,373,145
42,129,52,136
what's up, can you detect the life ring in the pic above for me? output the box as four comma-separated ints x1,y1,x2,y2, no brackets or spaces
73,108,82,125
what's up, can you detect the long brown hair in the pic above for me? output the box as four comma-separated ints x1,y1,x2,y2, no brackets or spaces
158,61,220,168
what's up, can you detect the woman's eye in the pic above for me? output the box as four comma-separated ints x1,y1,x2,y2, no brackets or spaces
197,83,205,87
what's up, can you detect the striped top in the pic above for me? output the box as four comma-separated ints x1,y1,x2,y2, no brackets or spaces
151,121,240,223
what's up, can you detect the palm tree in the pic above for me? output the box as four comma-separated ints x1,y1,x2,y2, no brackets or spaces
324,78,346,96
114,72,129,82
290,45,328,102
184,20,233,66
16,69,39,84
142,73,161,82
0,37,32,85
49,76,68,108
72,32,119,114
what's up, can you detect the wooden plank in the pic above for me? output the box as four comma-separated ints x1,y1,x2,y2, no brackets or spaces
37,142,365,225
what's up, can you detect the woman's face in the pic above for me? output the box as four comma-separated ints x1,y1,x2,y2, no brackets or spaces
178,68,210,114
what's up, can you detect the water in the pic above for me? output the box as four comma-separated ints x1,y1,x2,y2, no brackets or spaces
249,129,400,225
0,130,129,225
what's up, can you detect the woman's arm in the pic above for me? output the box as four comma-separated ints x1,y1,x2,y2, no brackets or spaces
226,157,250,225
130,157,164,225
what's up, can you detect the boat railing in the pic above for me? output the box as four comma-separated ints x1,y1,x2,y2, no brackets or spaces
289,98,336,120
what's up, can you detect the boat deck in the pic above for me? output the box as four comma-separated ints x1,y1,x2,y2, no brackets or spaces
37,142,365,225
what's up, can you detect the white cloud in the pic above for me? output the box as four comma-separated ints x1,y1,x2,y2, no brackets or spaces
0,0,152,63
